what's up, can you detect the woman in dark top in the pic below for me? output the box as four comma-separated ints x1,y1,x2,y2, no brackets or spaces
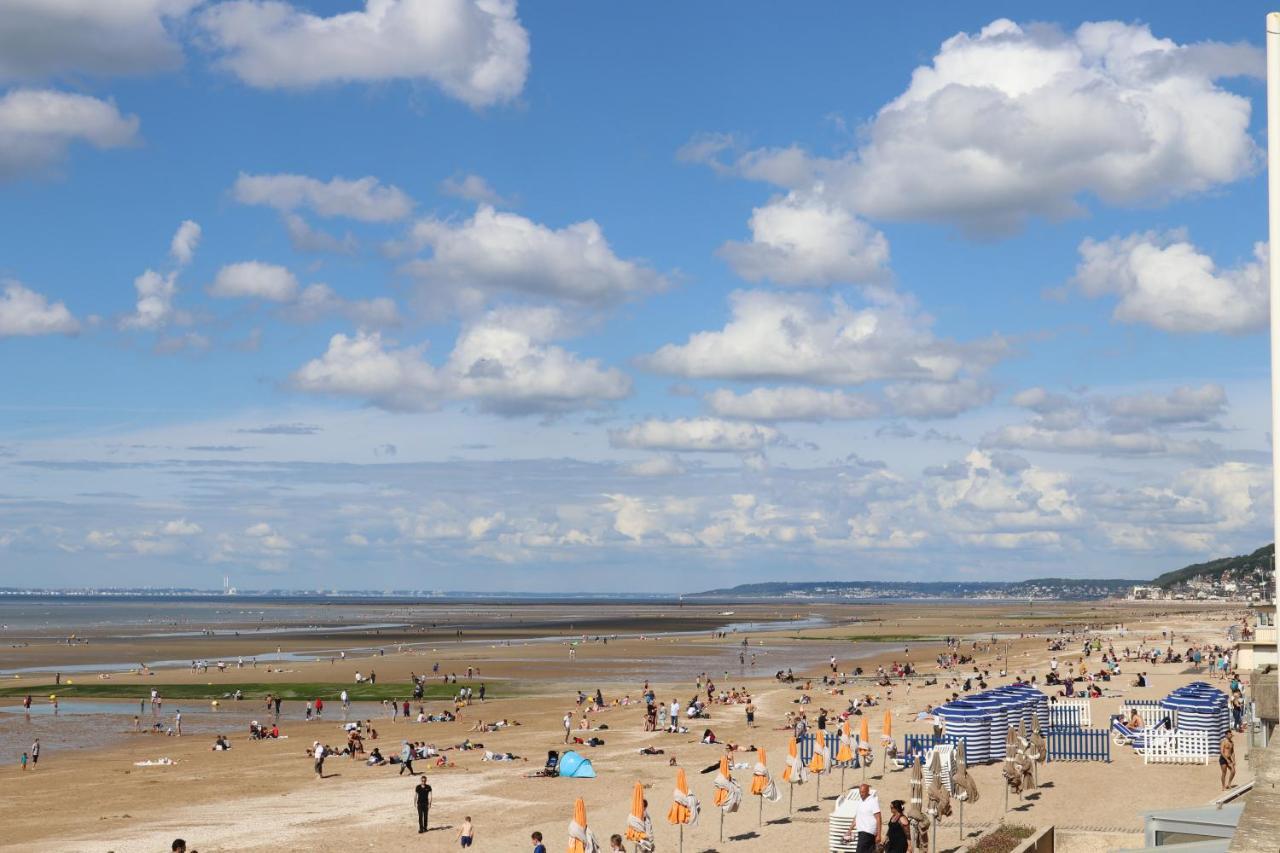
885,799,910,853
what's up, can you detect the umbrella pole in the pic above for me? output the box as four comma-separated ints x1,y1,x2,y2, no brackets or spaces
816,773,821,803
678,824,683,853
840,764,846,789
789,783,794,815
959,798,964,842
758,793,763,827
719,810,724,843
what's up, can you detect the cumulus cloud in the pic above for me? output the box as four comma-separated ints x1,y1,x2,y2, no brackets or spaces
401,205,668,305
692,19,1260,236
609,418,781,453
705,386,879,422
718,192,889,286
293,307,631,415
0,88,140,178
642,290,1004,385
440,172,512,206
0,0,198,80
169,219,201,265
0,280,79,336
198,0,530,107
1072,231,1267,334
884,378,995,419
289,284,400,327
121,269,180,331
209,261,300,302
232,172,414,222
985,383,1228,457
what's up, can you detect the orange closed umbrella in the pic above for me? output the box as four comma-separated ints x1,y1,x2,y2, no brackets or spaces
667,767,698,825
714,756,732,806
750,747,770,795
882,710,893,740
566,797,597,853
782,736,806,783
808,730,828,774
626,781,650,843
836,719,854,763
858,716,871,758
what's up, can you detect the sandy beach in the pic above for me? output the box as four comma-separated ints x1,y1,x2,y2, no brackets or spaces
0,598,1251,852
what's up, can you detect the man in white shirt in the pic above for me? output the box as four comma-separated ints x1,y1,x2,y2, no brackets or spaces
670,700,681,732
563,712,573,743
852,783,880,853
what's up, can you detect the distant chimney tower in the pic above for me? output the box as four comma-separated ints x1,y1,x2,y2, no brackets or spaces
223,575,231,594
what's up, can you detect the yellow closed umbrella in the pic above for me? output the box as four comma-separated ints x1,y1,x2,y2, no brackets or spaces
714,756,733,806
566,797,598,853
883,710,893,740
667,767,698,852
836,719,855,763
808,730,828,774
858,715,872,782
750,747,771,795
625,781,650,844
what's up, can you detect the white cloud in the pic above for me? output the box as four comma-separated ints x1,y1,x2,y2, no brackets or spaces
0,0,198,80
160,518,202,536
293,307,631,414
984,424,1211,457
705,386,879,422
609,418,781,453
169,219,201,266
121,269,179,330
198,0,530,107
232,172,414,222
1102,384,1227,428
718,191,889,286
0,88,139,178
0,280,79,336
209,261,300,302
282,214,357,255
1072,231,1267,334
291,284,400,327
623,456,686,477
884,378,995,419
642,290,1004,385
696,20,1260,236
402,205,668,305
440,172,511,206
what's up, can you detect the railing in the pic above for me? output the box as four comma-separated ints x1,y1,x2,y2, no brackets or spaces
900,733,966,766
1045,727,1110,762
1143,729,1212,765
1049,699,1090,728
798,731,841,764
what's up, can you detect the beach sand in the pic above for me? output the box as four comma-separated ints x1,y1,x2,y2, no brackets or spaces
0,599,1248,852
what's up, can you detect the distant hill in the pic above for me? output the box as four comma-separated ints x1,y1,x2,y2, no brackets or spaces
1150,543,1273,589
689,578,1134,601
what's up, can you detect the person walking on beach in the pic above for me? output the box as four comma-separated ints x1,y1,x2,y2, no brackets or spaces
1220,730,1236,790
457,816,474,848
20,751,28,771
175,709,183,736
563,712,573,743
31,738,39,767
340,690,349,715
414,775,432,833
399,741,416,775
313,742,326,779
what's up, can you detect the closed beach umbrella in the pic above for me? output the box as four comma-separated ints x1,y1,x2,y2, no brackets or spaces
927,749,952,819
809,729,829,774
882,710,893,742
782,736,808,784
714,756,740,808
667,768,699,827
837,719,855,763
626,781,650,845
953,741,978,803
858,716,871,761
567,797,599,853
751,747,778,798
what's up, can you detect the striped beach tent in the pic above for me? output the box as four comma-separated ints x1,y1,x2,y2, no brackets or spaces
1161,684,1229,745
934,700,988,762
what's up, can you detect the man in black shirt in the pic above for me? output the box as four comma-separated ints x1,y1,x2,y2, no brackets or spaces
415,776,432,833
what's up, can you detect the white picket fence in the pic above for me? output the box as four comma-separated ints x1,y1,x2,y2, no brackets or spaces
1142,729,1212,765
1051,698,1091,727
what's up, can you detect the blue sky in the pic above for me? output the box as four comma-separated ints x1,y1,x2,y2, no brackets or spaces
0,1,1275,591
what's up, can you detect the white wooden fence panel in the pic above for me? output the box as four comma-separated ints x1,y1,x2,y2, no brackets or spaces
1143,730,1211,765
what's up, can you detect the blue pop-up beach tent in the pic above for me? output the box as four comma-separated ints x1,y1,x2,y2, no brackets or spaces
557,750,596,778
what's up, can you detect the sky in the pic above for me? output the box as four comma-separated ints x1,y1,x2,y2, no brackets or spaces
0,1,1276,592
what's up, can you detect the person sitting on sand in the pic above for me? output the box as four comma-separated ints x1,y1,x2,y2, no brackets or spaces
1128,710,1144,729
367,748,385,765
